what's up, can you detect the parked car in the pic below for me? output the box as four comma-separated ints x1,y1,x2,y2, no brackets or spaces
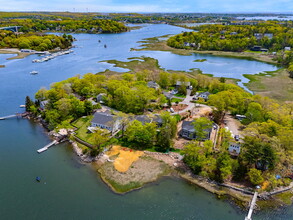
234,135,240,141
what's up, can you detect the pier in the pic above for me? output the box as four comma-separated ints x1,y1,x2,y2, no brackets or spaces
37,140,58,153
245,191,258,220
0,113,28,120
0,114,19,120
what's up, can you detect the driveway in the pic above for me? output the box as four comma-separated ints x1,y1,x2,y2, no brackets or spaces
171,89,194,115
224,114,243,139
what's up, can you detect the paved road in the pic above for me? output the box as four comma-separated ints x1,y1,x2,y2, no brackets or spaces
171,89,195,115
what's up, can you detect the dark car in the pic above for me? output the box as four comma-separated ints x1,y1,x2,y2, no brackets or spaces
234,135,240,141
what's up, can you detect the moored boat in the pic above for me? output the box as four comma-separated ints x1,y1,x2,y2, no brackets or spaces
30,70,38,75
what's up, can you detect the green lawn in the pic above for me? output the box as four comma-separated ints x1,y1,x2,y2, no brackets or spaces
72,115,96,145
171,98,183,103
174,94,186,98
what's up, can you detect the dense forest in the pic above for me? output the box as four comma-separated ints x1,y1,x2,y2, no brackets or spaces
0,31,73,51
167,22,293,52
0,18,128,34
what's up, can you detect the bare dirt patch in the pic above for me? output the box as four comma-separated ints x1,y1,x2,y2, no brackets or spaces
106,145,144,172
97,155,170,193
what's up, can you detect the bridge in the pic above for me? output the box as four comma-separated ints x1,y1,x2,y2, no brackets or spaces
0,26,22,32
245,191,258,220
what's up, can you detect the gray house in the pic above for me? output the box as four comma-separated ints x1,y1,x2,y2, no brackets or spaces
90,111,121,133
147,81,160,90
96,93,106,103
40,100,49,110
176,81,191,89
197,91,211,101
180,120,212,140
133,114,162,126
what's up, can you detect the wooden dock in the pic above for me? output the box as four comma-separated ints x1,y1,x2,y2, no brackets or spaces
0,115,18,120
245,191,258,220
37,140,58,153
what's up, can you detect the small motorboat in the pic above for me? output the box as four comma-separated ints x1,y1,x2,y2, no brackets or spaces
30,70,38,75
104,44,107,48
19,105,26,108
36,176,41,182
98,40,101,43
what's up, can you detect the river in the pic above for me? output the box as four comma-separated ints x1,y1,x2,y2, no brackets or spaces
0,24,292,220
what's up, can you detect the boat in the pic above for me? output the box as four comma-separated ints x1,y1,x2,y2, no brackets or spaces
104,44,107,48
30,70,38,75
19,105,26,108
36,176,41,182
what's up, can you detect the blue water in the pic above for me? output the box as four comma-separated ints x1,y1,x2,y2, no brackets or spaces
0,24,291,220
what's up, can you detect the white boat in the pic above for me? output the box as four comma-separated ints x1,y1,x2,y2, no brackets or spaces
30,70,38,75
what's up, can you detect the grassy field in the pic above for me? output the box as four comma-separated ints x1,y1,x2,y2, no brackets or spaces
244,68,293,102
101,56,162,74
72,115,95,145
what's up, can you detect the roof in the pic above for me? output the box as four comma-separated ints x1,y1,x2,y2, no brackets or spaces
40,100,49,105
134,115,151,124
133,114,162,125
163,91,173,99
181,120,212,133
152,115,163,124
147,81,159,88
176,81,191,86
181,121,195,132
199,91,211,96
91,112,115,127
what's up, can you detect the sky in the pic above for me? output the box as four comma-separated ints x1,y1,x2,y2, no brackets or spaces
0,0,293,13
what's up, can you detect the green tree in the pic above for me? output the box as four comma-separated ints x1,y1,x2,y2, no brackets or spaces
125,120,156,149
158,72,170,89
192,117,213,141
156,112,177,152
25,96,34,112
248,168,264,185
216,152,234,182
92,129,110,150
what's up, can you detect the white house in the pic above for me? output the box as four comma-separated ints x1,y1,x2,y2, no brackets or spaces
228,142,241,156
285,47,291,51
